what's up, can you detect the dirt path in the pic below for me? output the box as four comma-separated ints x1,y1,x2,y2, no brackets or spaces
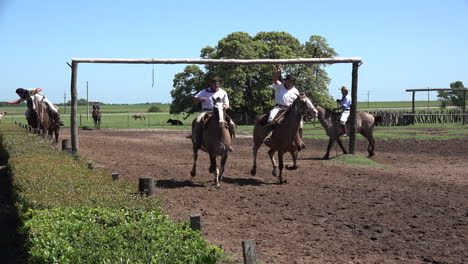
62,128,468,264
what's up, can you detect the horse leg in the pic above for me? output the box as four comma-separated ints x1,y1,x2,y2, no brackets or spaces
250,140,262,176
217,152,228,188
208,153,220,187
286,149,298,170
367,135,375,157
190,148,198,177
323,137,335,160
336,137,348,155
268,149,278,177
277,151,285,184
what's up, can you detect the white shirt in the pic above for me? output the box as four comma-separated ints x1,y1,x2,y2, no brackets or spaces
340,95,352,110
272,82,299,106
195,87,229,109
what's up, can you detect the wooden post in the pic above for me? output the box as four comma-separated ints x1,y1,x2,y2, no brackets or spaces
70,61,79,154
463,90,466,125
190,214,201,231
62,139,69,151
349,62,359,154
412,91,416,125
138,177,155,196
112,172,119,181
242,240,257,264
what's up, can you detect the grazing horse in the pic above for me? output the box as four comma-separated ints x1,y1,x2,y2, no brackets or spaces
92,109,101,129
31,96,60,143
133,114,145,120
315,105,382,159
251,93,316,184
190,97,231,188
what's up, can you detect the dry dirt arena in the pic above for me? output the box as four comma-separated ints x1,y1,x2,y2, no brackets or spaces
61,128,467,264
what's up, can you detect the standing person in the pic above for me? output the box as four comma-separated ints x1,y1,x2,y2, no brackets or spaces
191,77,235,151
7,88,64,126
333,86,351,137
264,64,318,146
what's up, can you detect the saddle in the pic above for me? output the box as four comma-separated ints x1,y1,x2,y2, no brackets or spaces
259,110,287,126
200,112,235,138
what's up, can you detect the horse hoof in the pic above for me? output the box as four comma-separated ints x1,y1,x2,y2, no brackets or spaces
286,165,298,170
250,169,256,176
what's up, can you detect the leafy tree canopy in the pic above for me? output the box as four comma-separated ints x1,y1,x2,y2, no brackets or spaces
170,31,338,117
437,81,467,108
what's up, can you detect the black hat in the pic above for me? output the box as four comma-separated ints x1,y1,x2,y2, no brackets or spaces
285,74,297,81
211,77,222,82
16,88,28,94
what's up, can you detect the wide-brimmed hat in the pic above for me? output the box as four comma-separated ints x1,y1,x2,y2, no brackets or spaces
340,86,349,91
285,74,297,81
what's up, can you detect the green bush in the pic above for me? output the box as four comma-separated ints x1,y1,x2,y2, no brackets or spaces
148,105,161,112
23,208,222,264
0,124,223,263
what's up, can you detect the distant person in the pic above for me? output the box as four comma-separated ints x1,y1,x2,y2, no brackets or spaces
92,102,100,111
190,77,235,151
0,111,6,120
333,86,351,137
7,88,64,126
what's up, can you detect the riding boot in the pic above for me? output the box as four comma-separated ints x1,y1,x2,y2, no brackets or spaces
263,123,276,143
341,124,348,137
52,112,64,126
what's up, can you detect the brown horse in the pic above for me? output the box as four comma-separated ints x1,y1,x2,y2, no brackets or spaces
190,97,231,188
133,114,145,120
315,105,382,159
92,109,101,129
250,93,316,184
31,97,60,143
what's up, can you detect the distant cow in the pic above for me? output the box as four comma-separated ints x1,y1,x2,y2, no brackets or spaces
167,118,183,126
133,114,146,120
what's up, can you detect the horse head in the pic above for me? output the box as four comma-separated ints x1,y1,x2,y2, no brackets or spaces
211,96,226,128
290,93,317,121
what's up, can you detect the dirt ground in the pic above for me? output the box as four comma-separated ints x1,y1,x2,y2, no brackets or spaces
61,128,467,264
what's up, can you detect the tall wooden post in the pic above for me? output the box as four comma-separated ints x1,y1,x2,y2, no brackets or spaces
463,90,466,125
70,62,79,154
412,91,416,125
349,62,359,154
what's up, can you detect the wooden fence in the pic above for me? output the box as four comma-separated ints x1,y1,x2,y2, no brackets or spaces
369,109,467,126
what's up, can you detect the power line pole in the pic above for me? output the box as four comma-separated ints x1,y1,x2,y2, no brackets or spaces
64,92,67,114
367,90,370,110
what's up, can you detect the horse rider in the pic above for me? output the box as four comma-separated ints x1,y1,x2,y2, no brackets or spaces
191,77,235,151
264,64,318,148
92,102,100,111
7,88,64,126
333,86,351,137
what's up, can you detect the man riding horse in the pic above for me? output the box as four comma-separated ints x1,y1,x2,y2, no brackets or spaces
264,64,318,149
190,77,235,152
8,88,64,127
333,86,351,137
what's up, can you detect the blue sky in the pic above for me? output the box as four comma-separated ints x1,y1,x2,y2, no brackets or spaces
2,0,467,104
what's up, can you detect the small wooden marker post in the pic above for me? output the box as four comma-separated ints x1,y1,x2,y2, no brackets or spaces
138,177,155,196
112,172,119,181
242,240,258,264
62,139,69,151
28,126,32,132
190,214,201,231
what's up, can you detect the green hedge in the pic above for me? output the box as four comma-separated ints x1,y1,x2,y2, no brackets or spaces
0,124,222,263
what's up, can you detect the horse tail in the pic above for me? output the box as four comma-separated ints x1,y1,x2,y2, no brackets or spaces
372,114,382,126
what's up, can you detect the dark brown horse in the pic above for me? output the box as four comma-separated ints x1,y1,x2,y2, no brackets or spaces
31,96,60,143
315,105,382,159
190,97,231,188
92,109,101,129
250,93,316,184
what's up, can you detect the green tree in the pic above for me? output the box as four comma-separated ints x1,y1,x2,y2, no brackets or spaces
170,31,338,117
437,81,467,108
